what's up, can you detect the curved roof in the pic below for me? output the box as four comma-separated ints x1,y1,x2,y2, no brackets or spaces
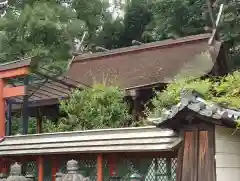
67,34,226,89
148,90,240,129
0,126,181,155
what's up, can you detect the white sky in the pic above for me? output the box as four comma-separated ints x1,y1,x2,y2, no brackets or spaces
108,0,125,19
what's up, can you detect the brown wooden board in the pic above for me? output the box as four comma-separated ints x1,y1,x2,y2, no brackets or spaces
207,126,216,181
197,129,215,181
176,143,183,181
181,131,198,181
198,131,208,181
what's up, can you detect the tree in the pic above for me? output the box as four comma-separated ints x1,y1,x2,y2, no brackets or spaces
0,0,110,69
11,117,37,135
91,16,125,50
217,1,240,68
144,0,207,40
120,0,152,45
52,84,132,131
148,71,240,118
92,0,152,49
1,0,240,69
0,2,85,69
144,0,240,68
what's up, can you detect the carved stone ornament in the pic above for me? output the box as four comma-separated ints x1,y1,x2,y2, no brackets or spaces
25,172,34,181
130,173,142,181
109,172,121,181
0,172,7,181
61,160,89,181
56,171,64,181
6,163,27,181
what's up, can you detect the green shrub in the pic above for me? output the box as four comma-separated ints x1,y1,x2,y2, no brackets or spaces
58,84,132,131
148,71,240,118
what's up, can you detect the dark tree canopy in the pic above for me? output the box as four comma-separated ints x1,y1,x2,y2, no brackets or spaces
0,0,239,68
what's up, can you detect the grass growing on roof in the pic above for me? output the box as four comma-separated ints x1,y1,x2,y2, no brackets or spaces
148,71,240,118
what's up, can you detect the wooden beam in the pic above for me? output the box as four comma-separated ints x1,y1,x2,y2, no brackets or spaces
176,143,184,181
198,129,215,181
0,79,5,137
3,86,26,98
0,67,29,79
22,76,29,135
208,4,224,45
97,154,103,181
6,100,12,136
36,108,43,134
181,131,198,181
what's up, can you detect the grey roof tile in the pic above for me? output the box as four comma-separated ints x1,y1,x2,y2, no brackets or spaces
148,89,240,128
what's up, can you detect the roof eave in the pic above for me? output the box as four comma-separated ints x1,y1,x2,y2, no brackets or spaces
148,89,240,129
0,126,182,156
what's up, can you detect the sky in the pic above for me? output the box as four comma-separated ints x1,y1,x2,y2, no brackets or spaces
108,0,125,19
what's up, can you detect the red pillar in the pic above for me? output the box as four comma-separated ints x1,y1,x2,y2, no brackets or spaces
0,79,5,138
97,154,103,181
52,157,58,181
38,156,44,181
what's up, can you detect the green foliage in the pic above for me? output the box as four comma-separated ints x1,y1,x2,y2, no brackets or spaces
56,84,132,131
94,0,240,69
143,0,240,68
10,85,134,134
92,0,152,49
11,117,60,135
218,1,240,68
72,0,109,33
92,17,125,49
144,0,207,40
237,120,240,129
212,71,240,109
11,117,37,135
121,0,152,44
1,0,240,69
0,2,85,68
149,71,240,118
0,0,108,69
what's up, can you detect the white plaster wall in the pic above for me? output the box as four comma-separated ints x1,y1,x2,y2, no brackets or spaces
215,126,240,181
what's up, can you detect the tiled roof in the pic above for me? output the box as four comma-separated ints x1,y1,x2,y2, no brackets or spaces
0,126,181,155
148,89,240,128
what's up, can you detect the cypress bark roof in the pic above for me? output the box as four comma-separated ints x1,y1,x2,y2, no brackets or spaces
67,34,226,89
